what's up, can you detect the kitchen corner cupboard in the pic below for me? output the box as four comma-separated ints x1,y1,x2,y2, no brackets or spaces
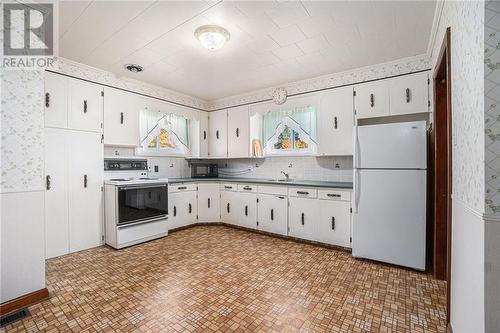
168,184,197,229
317,86,354,155
44,71,103,132
103,87,141,146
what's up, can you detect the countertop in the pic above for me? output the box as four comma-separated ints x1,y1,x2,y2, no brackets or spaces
168,177,353,189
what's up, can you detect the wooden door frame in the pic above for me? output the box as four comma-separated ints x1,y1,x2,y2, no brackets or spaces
432,27,452,328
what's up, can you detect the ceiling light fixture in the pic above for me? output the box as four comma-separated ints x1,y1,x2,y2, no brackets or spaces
124,64,143,73
194,25,230,50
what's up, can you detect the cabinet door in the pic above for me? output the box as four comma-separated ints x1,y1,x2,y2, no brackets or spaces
168,192,182,230
237,192,257,229
44,128,69,258
185,191,198,225
354,81,389,119
221,191,239,225
389,72,429,116
68,78,103,132
103,87,140,146
208,110,227,158
257,194,288,236
197,183,220,222
68,131,103,253
315,200,351,247
318,87,354,155
199,111,209,158
44,71,68,128
288,197,319,241
227,106,249,158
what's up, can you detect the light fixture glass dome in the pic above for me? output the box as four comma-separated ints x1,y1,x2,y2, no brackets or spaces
194,25,230,50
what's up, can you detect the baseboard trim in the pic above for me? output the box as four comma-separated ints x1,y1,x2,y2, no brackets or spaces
447,322,453,333
0,288,49,316
169,222,352,253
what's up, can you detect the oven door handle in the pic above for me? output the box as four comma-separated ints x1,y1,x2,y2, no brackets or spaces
117,215,167,229
118,184,168,190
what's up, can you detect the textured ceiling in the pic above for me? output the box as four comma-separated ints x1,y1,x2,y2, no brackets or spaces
59,1,436,101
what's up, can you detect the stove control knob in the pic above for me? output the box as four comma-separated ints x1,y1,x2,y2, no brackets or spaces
113,163,119,169
131,163,136,168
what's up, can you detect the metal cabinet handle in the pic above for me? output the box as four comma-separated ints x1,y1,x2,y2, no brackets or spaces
270,209,274,221
277,196,285,199
173,206,177,217
120,112,124,124
216,130,219,139
297,191,309,195
46,175,51,190
83,100,88,113
178,186,187,190
203,130,207,140
245,205,248,216
236,128,239,137
208,198,210,208
370,93,374,107
334,116,338,129
301,213,305,225
243,186,252,191
45,93,50,107
188,203,192,214
224,186,232,189
227,203,230,213
83,174,88,188
331,216,335,230
406,88,411,103
327,193,341,198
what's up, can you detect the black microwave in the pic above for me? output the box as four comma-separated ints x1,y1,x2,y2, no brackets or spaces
191,163,218,178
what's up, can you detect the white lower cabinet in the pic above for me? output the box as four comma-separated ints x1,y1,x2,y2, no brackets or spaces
220,185,238,225
197,183,220,222
45,128,103,259
257,194,288,236
315,200,351,247
236,191,257,229
168,188,197,230
288,197,320,241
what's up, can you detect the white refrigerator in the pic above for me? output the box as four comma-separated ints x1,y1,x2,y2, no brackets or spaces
352,120,427,270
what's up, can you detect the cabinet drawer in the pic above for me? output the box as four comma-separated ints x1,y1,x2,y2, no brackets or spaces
169,183,197,192
258,185,287,196
220,183,238,191
238,184,257,193
318,189,351,201
288,187,317,198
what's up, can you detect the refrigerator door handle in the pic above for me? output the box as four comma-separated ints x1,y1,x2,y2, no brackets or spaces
353,169,360,213
353,125,360,168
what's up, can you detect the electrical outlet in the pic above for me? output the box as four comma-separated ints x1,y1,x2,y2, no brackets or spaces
335,163,340,168
154,165,159,172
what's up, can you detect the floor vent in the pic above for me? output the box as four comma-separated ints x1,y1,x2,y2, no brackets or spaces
0,308,30,327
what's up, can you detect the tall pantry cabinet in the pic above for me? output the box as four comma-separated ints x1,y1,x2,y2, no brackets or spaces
44,71,104,259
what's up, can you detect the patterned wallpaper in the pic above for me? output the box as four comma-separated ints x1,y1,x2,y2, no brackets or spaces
430,0,486,214
208,54,430,110
485,1,500,217
1,70,45,193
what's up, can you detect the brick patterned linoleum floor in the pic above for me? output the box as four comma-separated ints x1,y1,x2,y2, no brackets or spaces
4,226,447,332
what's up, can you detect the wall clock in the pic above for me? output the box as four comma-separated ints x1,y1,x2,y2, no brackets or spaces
272,87,287,105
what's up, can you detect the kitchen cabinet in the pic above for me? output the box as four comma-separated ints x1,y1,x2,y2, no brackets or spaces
103,87,141,146
220,184,238,225
288,197,320,241
68,77,103,132
236,190,257,229
316,200,351,247
44,71,68,128
227,106,249,158
197,183,220,222
208,110,227,158
389,72,429,116
354,80,390,119
317,87,354,155
68,130,104,253
44,128,103,258
257,193,288,236
199,111,209,158
168,185,197,229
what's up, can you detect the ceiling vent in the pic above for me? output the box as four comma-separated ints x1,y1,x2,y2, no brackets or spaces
124,64,143,73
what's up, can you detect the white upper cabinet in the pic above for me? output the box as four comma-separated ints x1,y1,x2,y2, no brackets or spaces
389,72,429,116
227,106,250,158
103,87,141,146
208,110,228,158
354,80,390,119
199,111,209,158
44,71,68,128
317,86,354,155
68,78,103,132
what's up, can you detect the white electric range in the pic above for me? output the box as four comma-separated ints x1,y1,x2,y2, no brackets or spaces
104,157,169,249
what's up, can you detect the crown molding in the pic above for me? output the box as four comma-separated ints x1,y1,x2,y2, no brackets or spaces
207,54,431,111
51,57,210,111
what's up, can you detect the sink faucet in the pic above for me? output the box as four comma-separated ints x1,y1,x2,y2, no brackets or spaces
280,171,289,180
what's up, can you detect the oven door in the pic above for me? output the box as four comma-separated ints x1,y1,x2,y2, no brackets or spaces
117,184,168,226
